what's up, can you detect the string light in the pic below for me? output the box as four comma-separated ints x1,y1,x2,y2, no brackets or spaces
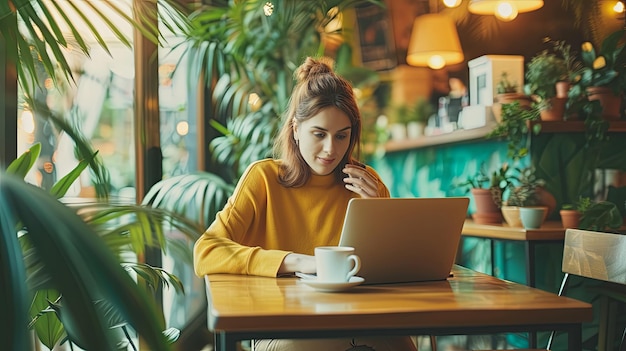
20,109,35,134
443,0,462,8
176,121,189,136
263,2,274,16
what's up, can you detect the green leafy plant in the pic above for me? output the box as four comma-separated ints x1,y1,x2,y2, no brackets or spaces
562,196,593,212
524,48,568,101
505,166,546,207
1,0,189,97
458,163,514,207
496,72,519,94
486,101,541,160
552,39,585,84
582,100,610,144
579,201,623,232
411,98,435,124
183,0,382,183
390,98,434,125
574,29,626,94
3,144,202,350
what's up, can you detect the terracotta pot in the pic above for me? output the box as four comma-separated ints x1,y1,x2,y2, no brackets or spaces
491,94,533,123
534,186,557,218
587,86,622,120
471,212,503,225
471,188,502,224
560,209,581,229
471,188,499,212
556,81,570,99
539,97,567,121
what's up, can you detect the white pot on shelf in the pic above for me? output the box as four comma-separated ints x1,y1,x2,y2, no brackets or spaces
389,123,407,141
406,121,425,138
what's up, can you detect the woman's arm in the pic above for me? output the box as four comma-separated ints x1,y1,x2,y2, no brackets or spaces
193,161,290,277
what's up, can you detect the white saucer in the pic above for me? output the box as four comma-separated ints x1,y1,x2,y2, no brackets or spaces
300,276,365,292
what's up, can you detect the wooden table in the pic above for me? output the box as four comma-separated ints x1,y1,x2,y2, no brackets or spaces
461,220,566,288
205,265,592,351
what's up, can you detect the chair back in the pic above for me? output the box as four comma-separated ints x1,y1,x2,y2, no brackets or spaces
563,228,626,285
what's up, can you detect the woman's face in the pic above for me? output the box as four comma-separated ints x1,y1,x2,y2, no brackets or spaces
293,107,352,176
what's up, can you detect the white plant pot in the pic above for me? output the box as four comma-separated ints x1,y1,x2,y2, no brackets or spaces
406,122,425,138
389,123,407,140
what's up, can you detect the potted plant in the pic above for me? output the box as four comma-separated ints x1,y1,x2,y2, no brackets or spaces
458,163,514,224
568,29,626,121
388,104,410,140
524,44,569,121
492,71,533,122
560,196,593,229
552,40,585,99
486,101,541,161
501,166,554,227
406,98,435,138
579,200,623,232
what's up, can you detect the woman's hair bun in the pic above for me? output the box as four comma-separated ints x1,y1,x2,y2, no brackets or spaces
294,56,335,82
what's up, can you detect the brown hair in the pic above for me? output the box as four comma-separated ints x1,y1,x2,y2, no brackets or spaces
273,56,362,187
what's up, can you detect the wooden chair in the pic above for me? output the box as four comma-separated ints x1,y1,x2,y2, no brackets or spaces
547,228,626,351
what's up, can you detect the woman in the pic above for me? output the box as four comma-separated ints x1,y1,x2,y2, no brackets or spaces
194,57,417,351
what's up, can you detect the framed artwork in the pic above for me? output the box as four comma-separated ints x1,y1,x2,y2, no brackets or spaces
354,4,397,71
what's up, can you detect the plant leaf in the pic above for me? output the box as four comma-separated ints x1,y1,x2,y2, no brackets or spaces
1,175,171,351
7,143,41,178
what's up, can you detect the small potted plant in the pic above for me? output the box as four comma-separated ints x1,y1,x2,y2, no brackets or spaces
458,163,514,225
560,196,593,229
579,200,623,232
406,98,435,138
388,104,410,140
492,72,532,122
501,166,553,228
568,29,626,121
524,45,569,121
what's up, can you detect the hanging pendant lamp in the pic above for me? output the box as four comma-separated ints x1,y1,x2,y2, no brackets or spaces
406,14,464,70
468,0,544,15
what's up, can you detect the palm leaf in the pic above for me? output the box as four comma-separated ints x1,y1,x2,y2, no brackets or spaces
4,0,190,96
1,174,171,351
0,176,31,351
7,143,41,178
125,262,185,295
183,0,382,187
28,290,64,350
50,151,97,199
143,172,234,229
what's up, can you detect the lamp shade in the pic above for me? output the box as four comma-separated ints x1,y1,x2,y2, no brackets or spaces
406,14,464,69
468,0,544,15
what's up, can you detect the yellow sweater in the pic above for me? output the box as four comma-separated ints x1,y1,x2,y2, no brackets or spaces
193,159,390,277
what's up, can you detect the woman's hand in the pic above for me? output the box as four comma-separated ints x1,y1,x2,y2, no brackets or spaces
278,253,316,275
343,164,380,198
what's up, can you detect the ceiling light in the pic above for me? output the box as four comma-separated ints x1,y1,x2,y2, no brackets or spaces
494,2,518,21
406,14,464,69
468,0,543,18
443,0,463,8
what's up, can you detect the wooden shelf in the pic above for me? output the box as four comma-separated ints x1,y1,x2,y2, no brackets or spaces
462,219,566,241
383,120,626,153
384,123,496,153
531,120,626,133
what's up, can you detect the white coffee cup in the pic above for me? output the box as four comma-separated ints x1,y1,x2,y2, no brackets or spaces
314,246,361,283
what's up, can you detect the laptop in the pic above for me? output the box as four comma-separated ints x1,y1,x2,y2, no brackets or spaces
338,197,469,285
